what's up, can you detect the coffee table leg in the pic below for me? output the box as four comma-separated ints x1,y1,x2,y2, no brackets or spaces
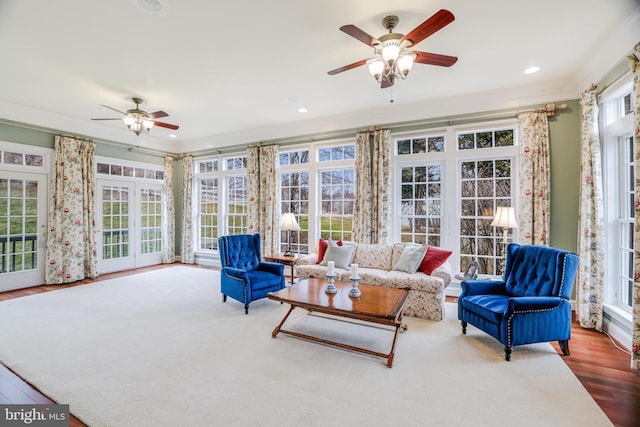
272,305,295,338
387,322,404,368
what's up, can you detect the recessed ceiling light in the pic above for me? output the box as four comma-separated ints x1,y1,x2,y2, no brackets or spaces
298,108,308,113
130,0,168,15
524,66,540,75
169,134,177,138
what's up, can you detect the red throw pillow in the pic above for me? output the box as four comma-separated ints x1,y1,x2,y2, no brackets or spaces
419,245,453,275
317,239,342,264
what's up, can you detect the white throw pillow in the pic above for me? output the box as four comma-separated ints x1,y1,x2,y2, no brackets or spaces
319,240,355,269
392,244,428,274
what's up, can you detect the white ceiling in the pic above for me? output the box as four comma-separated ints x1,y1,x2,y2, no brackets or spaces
0,0,638,154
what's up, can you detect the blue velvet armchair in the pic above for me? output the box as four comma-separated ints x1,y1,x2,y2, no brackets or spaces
458,243,579,361
218,234,285,314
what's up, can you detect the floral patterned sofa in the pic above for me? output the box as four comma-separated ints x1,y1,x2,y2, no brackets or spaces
295,242,452,320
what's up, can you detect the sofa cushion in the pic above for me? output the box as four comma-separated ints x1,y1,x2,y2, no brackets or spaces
356,268,445,293
317,239,342,264
419,245,453,275
319,240,355,269
391,243,407,267
392,244,427,273
352,243,394,270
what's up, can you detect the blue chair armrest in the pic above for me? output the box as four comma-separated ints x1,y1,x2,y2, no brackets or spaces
506,296,565,313
258,261,284,276
221,266,249,282
460,280,507,297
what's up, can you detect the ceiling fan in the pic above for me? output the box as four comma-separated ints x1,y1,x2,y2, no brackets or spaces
91,97,179,136
328,9,458,88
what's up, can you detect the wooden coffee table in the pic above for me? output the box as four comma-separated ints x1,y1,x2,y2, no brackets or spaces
267,277,409,367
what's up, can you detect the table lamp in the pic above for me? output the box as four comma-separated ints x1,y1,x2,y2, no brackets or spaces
280,212,300,256
491,206,519,244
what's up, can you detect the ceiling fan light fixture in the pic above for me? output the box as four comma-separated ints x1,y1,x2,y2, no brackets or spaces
368,59,385,82
397,54,415,77
381,41,400,66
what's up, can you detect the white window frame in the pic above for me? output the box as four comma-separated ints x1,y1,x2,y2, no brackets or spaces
193,154,247,255
601,75,634,320
392,119,519,273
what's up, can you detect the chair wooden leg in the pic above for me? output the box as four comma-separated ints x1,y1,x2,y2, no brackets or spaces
244,304,249,314
504,346,512,361
558,340,570,356
222,294,227,302
461,321,467,334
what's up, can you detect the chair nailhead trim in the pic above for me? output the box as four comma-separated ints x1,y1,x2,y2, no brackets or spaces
506,304,562,347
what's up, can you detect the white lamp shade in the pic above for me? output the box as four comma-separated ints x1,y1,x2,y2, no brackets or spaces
397,54,415,76
382,42,400,65
368,60,384,81
490,207,519,228
280,212,300,231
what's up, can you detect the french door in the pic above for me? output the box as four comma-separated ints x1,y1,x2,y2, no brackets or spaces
97,180,163,274
0,171,47,291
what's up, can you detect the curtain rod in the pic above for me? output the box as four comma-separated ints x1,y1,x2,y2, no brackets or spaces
0,118,172,158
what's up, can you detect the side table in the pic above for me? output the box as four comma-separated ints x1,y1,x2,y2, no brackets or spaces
264,253,299,285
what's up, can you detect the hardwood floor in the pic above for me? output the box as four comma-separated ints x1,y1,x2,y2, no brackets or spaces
1,266,638,427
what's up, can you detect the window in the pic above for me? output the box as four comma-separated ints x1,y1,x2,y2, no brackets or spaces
198,177,219,251
602,77,634,313
397,135,445,155
459,159,513,275
319,144,355,162
319,168,355,241
280,169,309,254
0,178,38,272
226,176,247,236
394,125,517,274
140,188,162,255
97,161,163,181
399,164,442,244
616,135,634,308
194,156,247,252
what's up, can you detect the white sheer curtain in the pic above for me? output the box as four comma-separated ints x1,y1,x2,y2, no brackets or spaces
162,155,175,264
181,155,195,264
45,135,97,283
576,87,605,331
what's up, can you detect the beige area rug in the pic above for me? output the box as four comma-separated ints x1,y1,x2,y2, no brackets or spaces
0,266,612,427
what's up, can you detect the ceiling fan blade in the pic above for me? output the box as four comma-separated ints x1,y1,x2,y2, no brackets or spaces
91,118,122,121
412,51,458,67
328,59,368,75
100,104,126,115
401,9,455,46
340,24,378,46
153,121,179,130
149,110,169,119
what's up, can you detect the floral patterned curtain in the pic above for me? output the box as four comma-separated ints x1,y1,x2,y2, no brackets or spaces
181,155,195,264
45,135,97,284
576,87,605,331
628,42,640,370
517,112,550,245
353,129,390,244
162,156,175,263
246,145,279,256
247,146,260,237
